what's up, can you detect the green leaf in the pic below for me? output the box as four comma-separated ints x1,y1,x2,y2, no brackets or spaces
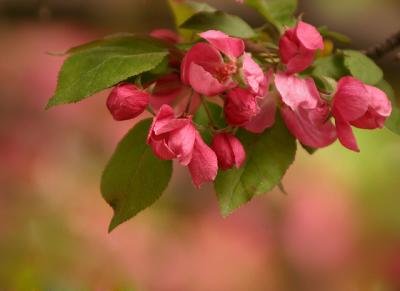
168,0,216,38
376,80,400,135
318,26,351,44
181,11,256,38
245,0,297,31
101,119,172,232
312,54,349,80
194,101,227,143
342,50,383,85
214,114,296,217
47,36,168,108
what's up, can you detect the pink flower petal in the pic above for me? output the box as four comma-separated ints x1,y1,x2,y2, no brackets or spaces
150,28,181,44
275,73,319,111
189,62,235,96
199,30,245,58
188,132,218,188
242,53,265,95
181,42,223,85
167,123,196,166
332,77,369,122
334,113,360,152
245,96,276,133
295,21,324,50
281,103,337,148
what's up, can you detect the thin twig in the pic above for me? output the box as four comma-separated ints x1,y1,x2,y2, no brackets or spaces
364,30,400,59
200,96,216,127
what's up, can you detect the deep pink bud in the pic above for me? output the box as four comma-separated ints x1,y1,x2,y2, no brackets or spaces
211,133,246,170
279,21,324,74
224,88,259,126
107,83,149,121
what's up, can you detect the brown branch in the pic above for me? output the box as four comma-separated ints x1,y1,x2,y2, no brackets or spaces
365,30,400,59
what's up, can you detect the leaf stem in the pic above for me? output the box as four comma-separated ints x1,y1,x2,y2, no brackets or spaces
201,96,216,128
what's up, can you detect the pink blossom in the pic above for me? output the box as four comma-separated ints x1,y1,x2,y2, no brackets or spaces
332,77,392,152
149,73,188,110
242,53,266,96
147,105,217,187
181,30,247,96
150,29,181,44
279,21,324,74
106,83,149,121
275,73,337,148
211,133,246,170
224,88,259,126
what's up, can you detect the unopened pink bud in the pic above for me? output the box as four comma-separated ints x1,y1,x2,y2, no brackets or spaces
211,133,246,170
106,83,149,121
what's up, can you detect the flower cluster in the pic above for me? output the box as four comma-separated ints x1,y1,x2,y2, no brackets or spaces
106,21,392,187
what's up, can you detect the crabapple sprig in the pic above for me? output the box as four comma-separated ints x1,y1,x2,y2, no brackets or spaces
106,21,392,188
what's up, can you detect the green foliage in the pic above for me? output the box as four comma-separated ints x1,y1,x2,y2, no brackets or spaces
245,0,297,31
342,50,383,85
194,101,227,143
214,114,297,217
47,36,168,108
312,54,349,80
167,0,216,38
376,80,400,135
101,119,173,232
318,26,351,43
181,11,256,38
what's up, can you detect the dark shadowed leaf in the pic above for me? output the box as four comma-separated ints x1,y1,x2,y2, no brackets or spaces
101,119,172,232
214,114,296,217
312,54,349,80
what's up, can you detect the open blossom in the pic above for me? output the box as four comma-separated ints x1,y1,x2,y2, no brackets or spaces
279,21,324,74
181,30,265,96
332,77,392,152
107,83,149,121
147,105,218,187
275,73,337,148
211,133,246,170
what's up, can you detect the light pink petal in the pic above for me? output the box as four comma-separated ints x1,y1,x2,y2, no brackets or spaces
188,132,218,188
181,42,223,85
295,21,324,50
335,113,360,152
245,96,276,133
275,73,319,110
189,63,235,96
150,28,181,44
199,30,245,58
333,77,369,122
242,53,265,95
167,123,196,166
281,104,337,148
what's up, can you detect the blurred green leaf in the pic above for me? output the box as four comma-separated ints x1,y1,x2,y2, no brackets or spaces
376,80,400,135
214,114,296,217
101,119,172,232
245,0,297,31
318,26,351,43
181,11,256,38
342,50,383,85
312,54,349,80
194,101,227,143
168,0,216,38
47,37,168,108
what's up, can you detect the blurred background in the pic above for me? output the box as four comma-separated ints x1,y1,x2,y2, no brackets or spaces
0,0,399,290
